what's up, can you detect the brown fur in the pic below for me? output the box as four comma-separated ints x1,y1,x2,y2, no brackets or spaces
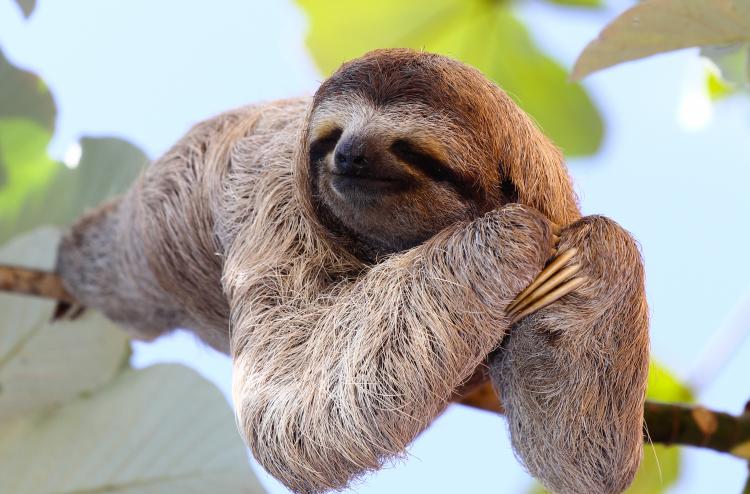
56,49,649,494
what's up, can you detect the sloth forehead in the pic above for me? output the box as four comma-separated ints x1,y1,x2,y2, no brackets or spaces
308,94,456,145
314,49,491,113
310,50,497,141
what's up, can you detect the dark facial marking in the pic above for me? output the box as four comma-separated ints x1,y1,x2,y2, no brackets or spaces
390,139,480,202
309,128,343,165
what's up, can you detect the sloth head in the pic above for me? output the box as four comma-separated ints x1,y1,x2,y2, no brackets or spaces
300,48,578,261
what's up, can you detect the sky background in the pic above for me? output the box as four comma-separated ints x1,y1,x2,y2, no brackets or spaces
1,0,749,492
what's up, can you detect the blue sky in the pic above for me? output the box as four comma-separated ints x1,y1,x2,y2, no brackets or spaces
1,1,749,492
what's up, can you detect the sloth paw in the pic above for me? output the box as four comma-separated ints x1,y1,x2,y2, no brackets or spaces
506,241,586,324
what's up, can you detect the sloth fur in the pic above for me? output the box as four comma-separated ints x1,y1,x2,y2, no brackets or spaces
56,49,649,494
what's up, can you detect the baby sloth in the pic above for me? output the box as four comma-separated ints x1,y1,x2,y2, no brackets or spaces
56,49,649,494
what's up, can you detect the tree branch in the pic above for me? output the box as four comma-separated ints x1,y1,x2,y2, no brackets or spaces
4,264,750,461
0,265,75,303
457,381,750,460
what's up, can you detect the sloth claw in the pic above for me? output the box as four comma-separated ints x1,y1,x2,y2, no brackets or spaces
506,248,584,324
51,301,86,322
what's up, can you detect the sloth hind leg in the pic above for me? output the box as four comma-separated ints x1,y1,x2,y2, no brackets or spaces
490,215,649,494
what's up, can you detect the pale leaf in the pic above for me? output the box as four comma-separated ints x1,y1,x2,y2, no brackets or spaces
0,228,130,420
0,364,265,493
573,0,750,80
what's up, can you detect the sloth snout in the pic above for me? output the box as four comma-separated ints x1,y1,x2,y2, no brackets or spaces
334,133,373,175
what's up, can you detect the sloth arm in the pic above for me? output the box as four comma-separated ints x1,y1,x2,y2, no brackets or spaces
224,203,556,493
491,215,650,494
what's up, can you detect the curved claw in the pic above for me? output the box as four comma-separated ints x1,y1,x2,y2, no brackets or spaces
506,247,586,324
507,263,581,318
506,248,578,314
509,276,586,325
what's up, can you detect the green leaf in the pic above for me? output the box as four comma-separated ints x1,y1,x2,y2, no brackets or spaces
701,43,750,88
0,49,55,132
0,135,146,243
0,47,58,231
647,360,694,403
573,0,750,80
13,0,36,18
527,481,547,494
633,361,690,493
625,445,680,493
545,0,602,7
706,69,736,100
0,119,58,223
0,49,144,242
298,0,603,156
0,365,266,494
0,228,131,421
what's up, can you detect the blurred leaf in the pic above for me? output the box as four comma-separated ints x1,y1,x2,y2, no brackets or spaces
0,49,55,132
647,360,694,403
625,445,679,493
0,135,146,243
0,48,145,242
0,364,266,494
546,0,602,7
13,0,36,18
298,0,603,156
0,228,130,421
0,118,58,223
573,0,750,80
701,43,750,88
527,481,547,494
0,50,58,233
706,69,736,100
634,361,691,493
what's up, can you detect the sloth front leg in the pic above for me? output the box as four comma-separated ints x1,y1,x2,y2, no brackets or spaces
489,215,649,494
226,204,558,494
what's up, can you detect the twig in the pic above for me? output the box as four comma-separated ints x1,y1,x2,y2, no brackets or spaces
0,265,76,304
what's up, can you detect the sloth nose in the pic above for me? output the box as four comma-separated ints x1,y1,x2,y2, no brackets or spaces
333,134,369,175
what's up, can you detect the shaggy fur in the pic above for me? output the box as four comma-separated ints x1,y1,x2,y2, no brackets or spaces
56,49,649,494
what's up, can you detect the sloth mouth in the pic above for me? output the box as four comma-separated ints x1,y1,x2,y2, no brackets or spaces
328,172,408,194
331,172,398,184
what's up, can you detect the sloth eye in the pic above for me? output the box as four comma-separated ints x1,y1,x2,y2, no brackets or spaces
390,139,476,200
309,128,342,163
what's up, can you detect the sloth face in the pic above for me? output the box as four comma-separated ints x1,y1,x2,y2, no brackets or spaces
306,49,518,259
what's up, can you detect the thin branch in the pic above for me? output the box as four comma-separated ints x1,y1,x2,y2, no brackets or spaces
0,265,76,304
452,367,503,413
5,264,750,461
644,401,750,458
456,381,750,460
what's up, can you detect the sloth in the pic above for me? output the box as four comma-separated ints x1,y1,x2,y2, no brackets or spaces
56,49,649,494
